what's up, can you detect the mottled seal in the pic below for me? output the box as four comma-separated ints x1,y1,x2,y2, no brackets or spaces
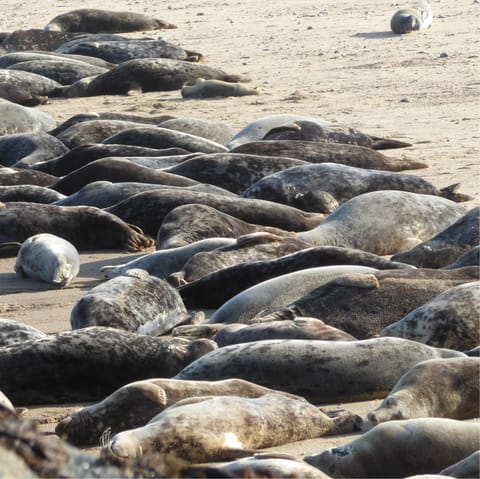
298,191,467,256
0,185,65,203
243,163,470,212
105,189,324,238
364,357,479,429
177,244,413,308
0,318,46,347
305,418,479,478
380,281,480,350
256,267,479,339
15,233,80,287
0,98,56,135
45,9,177,33
102,394,360,465
392,207,480,268
231,140,427,171
181,78,260,98
391,1,433,34
0,69,62,98
440,451,480,478
0,202,154,252
71,270,189,335
56,378,304,446
84,58,249,96
443,245,480,269
0,167,58,187
175,337,465,403
0,327,215,405
0,82,48,106
101,237,236,280
50,157,198,195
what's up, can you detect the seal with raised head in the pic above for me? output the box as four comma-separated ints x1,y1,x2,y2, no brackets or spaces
298,191,467,256
0,327,216,405
391,1,433,34
175,337,465,403
181,78,260,98
45,9,177,33
305,418,479,478
102,394,360,465
380,281,480,350
56,378,304,446
364,357,480,430
15,233,80,287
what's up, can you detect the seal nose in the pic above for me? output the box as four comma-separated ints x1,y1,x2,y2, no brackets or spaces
367,411,378,424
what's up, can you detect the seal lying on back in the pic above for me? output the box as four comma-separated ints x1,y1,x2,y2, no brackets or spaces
257,267,479,339
298,191,467,255
45,8,177,33
71,270,189,336
392,207,480,268
0,202,154,252
380,281,480,350
0,327,215,405
305,418,479,478
391,1,433,34
102,394,360,465
364,357,480,429
15,233,80,287
56,378,303,446
175,337,465,403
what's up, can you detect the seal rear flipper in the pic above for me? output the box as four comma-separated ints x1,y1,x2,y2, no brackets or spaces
440,183,474,203
369,136,412,150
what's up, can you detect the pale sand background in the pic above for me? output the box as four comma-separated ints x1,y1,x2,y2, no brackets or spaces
0,0,479,462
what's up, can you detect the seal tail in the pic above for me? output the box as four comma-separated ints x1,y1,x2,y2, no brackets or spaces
369,136,413,150
440,183,474,202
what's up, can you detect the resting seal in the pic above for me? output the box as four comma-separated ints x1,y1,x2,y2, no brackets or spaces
15,233,80,287
0,185,65,204
391,1,433,34
0,167,58,187
181,78,260,98
0,318,46,347
440,451,480,478
0,98,56,135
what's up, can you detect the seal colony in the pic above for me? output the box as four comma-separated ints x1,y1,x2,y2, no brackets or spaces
0,2,478,478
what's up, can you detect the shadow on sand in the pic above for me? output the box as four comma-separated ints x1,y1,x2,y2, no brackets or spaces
351,31,398,39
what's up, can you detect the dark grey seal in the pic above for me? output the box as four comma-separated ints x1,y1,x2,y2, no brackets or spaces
0,185,65,203
0,98,56,135
443,245,480,269
392,207,480,268
0,29,87,53
0,69,62,97
0,167,58,187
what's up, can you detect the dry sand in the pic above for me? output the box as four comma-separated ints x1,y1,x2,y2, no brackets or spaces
0,0,479,467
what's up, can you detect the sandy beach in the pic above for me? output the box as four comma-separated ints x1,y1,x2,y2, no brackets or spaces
0,0,479,470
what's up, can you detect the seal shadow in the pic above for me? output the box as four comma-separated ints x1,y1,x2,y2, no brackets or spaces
351,31,398,39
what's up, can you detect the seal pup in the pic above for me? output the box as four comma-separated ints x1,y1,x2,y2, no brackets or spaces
15,233,80,287
256,267,479,339
391,1,433,34
0,202,154,252
305,418,479,478
380,281,480,350
443,245,480,270
231,140,427,171
101,237,236,279
50,157,198,195
0,327,216,405
0,98,56,135
440,451,480,478
0,185,65,203
45,9,177,33
84,58,249,96
175,337,465,403
70,270,190,336
208,265,378,325
56,378,304,446
105,189,325,238
102,394,361,465
298,191,467,256
181,78,260,98
364,357,480,430
0,318,46,347
0,167,58,187
177,244,412,308
392,207,480,268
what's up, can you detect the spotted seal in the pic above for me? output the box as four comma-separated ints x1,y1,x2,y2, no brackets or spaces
181,78,260,98
15,233,80,287
391,1,433,34
298,191,467,255
0,318,46,347
364,357,480,430
175,337,465,403
380,281,480,350
305,418,479,478
0,98,56,135
0,202,154,252
45,9,177,33
55,378,303,446
102,394,360,465
0,327,215,405
0,185,65,204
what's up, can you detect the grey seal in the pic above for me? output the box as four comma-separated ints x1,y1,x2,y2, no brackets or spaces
55,378,303,446
380,281,480,350
0,185,65,203
0,69,62,98
0,51,114,69
70,270,189,335
0,98,56,135
181,78,260,98
0,327,215,405
45,9,177,33
0,318,46,347
440,451,480,478
443,245,480,269
175,337,465,403
391,1,433,34
0,82,48,106
364,357,480,429
0,167,58,187
298,191,467,256
305,418,479,478
15,233,80,287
